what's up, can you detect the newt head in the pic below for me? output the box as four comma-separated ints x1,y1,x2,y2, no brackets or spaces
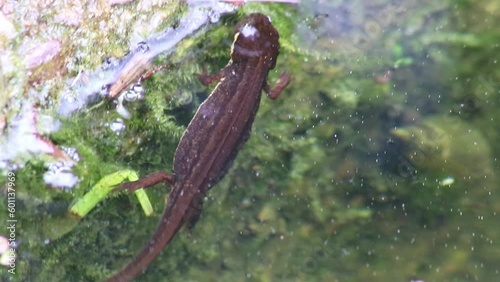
231,13,280,69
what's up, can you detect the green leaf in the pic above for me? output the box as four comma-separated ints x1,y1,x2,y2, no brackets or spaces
69,170,153,218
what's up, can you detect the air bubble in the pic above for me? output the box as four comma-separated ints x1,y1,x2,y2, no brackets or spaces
137,41,150,53
43,161,79,189
99,85,109,97
110,118,126,134
61,146,81,162
101,57,119,70
124,82,145,102
208,11,221,23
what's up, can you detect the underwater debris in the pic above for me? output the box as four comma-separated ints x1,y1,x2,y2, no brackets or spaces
0,103,72,171
57,2,237,117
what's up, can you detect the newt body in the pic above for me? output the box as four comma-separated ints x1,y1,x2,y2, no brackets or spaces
107,13,290,281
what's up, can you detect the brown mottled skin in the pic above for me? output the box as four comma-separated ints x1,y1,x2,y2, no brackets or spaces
106,13,291,281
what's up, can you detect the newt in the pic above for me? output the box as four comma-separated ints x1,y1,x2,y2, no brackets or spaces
106,13,291,281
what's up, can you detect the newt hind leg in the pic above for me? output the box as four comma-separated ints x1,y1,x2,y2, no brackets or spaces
116,171,175,193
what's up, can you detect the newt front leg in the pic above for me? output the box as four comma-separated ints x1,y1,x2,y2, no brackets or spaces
198,69,291,100
265,73,292,99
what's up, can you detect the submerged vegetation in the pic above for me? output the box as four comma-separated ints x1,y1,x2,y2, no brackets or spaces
0,0,499,281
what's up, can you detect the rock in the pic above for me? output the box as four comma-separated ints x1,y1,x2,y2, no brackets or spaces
390,115,494,187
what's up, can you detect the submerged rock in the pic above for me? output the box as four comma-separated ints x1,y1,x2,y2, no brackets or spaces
390,115,494,188
384,115,495,221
